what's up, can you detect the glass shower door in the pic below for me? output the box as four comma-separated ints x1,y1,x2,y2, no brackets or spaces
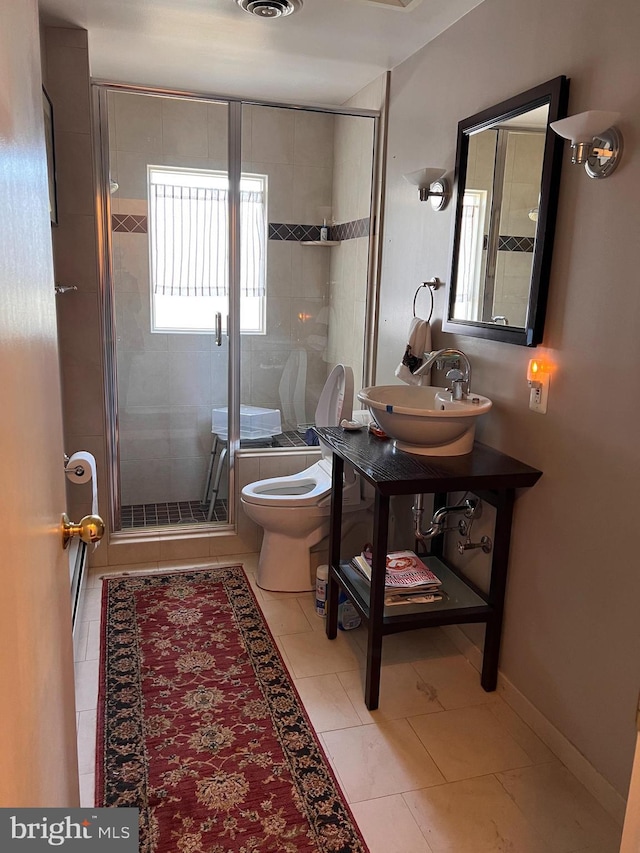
238,102,376,445
106,88,231,529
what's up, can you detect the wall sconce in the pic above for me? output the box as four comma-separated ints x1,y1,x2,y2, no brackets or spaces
403,167,450,210
550,110,623,179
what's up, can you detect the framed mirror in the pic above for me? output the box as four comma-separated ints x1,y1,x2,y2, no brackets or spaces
444,76,569,346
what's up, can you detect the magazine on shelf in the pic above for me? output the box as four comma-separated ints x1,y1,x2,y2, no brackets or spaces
384,591,444,606
350,548,442,591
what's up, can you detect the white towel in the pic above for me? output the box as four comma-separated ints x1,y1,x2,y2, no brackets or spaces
394,318,432,385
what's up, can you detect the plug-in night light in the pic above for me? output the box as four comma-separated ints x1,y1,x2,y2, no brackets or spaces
527,359,547,386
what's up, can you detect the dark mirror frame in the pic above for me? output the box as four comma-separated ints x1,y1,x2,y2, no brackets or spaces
444,75,569,347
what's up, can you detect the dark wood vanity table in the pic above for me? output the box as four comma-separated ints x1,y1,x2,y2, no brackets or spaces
315,427,542,710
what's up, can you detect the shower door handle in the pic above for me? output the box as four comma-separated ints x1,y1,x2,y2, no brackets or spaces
215,312,222,347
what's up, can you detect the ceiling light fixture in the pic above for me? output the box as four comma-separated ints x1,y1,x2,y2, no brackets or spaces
550,110,623,179
235,0,303,18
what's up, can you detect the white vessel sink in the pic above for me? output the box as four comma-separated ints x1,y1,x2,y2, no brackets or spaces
357,385,492,456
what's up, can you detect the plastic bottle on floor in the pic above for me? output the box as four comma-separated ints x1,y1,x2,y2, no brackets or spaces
338,590,361,630
315,564,328,617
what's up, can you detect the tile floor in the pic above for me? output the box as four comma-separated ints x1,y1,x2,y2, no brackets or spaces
74,554,623,852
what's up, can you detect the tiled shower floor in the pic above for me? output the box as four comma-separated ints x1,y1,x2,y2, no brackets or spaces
120,431,312,529
121,499,228,528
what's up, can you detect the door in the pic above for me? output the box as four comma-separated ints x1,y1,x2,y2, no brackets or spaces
99,88,232,531
0,0,79,806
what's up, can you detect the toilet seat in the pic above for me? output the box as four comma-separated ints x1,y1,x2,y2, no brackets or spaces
241,365,354,510
241,460,331,508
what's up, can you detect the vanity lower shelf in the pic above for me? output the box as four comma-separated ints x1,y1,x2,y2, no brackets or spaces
334,556,491,630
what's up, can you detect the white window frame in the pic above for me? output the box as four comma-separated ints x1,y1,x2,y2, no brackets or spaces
454,188,487,322
148,165,267,335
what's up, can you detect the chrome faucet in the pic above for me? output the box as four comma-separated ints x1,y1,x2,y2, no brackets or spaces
413,348,472,400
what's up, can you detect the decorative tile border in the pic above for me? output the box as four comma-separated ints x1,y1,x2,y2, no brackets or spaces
112,214,148,233
112,214,371,243
269,217,371,243
269,223,322,241
498,235,535,253
331,218,370,241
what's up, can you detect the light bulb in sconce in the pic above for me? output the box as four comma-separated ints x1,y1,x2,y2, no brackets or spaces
403,167,450,210
550,110,623,178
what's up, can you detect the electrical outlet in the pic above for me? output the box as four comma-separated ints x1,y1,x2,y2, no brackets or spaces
529,374,549,414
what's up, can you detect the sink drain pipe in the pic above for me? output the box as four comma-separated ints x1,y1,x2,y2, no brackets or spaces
413,493,477,542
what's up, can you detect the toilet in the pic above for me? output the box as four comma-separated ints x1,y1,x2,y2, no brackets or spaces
241,364,369,592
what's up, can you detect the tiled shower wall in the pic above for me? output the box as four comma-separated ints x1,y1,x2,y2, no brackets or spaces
492,130,545,325
110,95,337,505
326,113,374,391
465,128,545,327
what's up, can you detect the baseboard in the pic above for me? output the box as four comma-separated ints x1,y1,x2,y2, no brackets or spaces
441,624,627,826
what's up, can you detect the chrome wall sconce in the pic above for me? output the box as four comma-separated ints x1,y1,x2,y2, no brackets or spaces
403,167,450,210
550,110,623,179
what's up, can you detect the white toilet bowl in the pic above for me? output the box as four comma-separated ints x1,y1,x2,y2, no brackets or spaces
241,364,368,592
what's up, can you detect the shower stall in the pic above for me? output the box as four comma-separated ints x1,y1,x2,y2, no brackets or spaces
93,84,380,533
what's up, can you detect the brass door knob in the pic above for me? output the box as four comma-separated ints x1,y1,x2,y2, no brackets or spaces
61,513,105,549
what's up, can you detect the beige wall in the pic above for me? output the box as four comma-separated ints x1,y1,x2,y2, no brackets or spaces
45,27,111,573
379,0,640,797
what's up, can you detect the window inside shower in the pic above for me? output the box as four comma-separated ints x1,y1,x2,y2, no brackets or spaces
148,166,267,335
103,88,377,531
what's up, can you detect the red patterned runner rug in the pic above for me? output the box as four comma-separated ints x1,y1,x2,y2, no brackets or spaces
95,565,368,853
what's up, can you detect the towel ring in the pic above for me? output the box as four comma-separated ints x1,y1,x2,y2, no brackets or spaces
412,277,442,322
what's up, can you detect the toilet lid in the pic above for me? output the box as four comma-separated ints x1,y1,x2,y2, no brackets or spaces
315,364,354,428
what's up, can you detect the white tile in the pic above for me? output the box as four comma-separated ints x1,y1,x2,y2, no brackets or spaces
409,705,534,782
278,627,364,678
114,91,162,154
354,627,456,667
161,97,208,157
496,762,623,853
488,699,555,765
293,673,362,733
338,663,443,724
296,592,327,630
403,775,553,853
251,106,294,164
411,655,502,710
214,552,260,573
79,773,95,808
77,709,97,775
321,719,444,802
74,658,99,712
85,620,102,662
350,794,434,853
81,586,103,622
73,620,89,662
259,597,314,636
293,110,335,168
